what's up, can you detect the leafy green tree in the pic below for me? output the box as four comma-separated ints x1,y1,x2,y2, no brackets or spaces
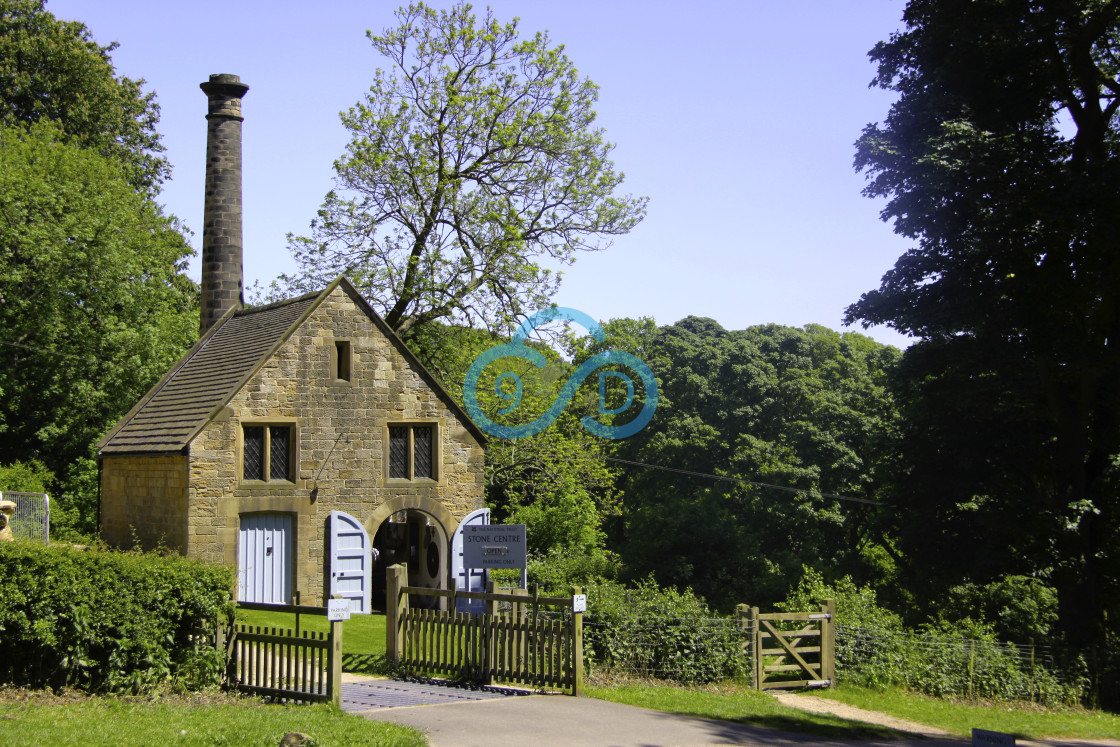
281,2,647,336
612,318,900,610
0,459,53,493
0,122,197,531
409,318,622,583
0,0,167,192
846,0,1120,661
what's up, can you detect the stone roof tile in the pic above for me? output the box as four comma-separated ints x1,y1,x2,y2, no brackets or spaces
98,293,318,454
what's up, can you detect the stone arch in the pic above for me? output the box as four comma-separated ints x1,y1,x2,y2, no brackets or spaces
366,495,455,610
364,494,456,540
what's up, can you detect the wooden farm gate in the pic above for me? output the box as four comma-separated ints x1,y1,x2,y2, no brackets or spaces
739,600,834,690
385,564,584,695
223,602,343,706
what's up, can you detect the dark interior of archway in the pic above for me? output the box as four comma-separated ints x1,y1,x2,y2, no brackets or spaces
372,510,441,611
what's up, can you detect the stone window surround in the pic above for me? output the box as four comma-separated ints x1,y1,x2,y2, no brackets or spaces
329,338,354,385
385,420,442,485
239,418,299,488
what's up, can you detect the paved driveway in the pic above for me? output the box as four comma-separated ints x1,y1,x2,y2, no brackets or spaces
346,682,964,747
345,677,1120,747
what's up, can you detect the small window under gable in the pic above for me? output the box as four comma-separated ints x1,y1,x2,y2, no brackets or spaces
333,340,352,382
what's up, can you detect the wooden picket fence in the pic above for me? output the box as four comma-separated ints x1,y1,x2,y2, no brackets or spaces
739,600,835,690
386,564,584,695
222,602,343,706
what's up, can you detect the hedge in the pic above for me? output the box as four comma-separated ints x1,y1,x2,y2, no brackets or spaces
583,577,747,684
0,541,235,693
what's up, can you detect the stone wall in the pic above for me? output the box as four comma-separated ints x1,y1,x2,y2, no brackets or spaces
100,454,190,552
188,282,485,605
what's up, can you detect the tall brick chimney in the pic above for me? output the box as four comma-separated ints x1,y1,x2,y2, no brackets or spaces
199,73,249,335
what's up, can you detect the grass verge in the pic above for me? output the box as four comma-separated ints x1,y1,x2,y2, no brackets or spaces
805,684,1120,741
586,679,910,740
0,689,424,747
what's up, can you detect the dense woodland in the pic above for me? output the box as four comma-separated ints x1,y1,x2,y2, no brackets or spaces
1,0,1118,707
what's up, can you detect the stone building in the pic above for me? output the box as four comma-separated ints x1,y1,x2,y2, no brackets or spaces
96,75,486,611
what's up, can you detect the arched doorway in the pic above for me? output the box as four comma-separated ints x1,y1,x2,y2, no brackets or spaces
366,496,455,611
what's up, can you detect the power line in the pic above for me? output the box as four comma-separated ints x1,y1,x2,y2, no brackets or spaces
602,456,887,507
0,340,75,358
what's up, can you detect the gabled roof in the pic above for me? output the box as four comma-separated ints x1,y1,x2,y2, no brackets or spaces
97,277,485,455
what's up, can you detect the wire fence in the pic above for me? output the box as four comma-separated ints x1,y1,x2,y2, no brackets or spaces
572,609,1085,706
834,625,1085,704
583,616,753,683
1,491,49,543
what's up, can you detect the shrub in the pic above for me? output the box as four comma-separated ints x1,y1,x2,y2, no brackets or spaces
583,577,746,684
0,459,54,493
0,542,235,693
779,567,1085,705
527,546,619,593
779,567,906,688
939,576,1059,645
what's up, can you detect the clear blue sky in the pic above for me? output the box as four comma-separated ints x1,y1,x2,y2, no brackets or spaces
48,0,913,348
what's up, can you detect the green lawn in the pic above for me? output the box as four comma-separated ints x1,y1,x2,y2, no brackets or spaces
806,684,1120,741
0,611,406,747
235,608,388,673
586,681,909,741
0,692,424,747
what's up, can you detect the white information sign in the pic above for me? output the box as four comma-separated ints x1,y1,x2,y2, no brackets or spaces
573,594,587,613
327,598,352,621
462,524,527,570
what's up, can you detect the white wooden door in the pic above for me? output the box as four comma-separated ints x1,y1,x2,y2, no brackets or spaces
329,510,371,614
238,513,292,604
451,507,490,614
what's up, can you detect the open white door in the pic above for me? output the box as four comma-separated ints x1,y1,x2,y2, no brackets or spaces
451,507,490,614
329,510,371,614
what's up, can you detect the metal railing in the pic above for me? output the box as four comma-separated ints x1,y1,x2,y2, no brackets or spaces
0,491,49,543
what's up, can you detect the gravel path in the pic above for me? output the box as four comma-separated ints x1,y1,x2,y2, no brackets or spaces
769,690,955,739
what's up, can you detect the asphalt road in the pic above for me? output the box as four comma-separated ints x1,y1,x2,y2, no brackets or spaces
350,691,971,747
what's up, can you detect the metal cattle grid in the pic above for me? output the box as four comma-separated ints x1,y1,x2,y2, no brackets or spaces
340,677,530,712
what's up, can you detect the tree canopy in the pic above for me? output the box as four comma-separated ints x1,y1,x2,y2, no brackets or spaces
846,0,1120,661
0,0,168,192
602,318,901,610
0,122,196,525
280,2,647,336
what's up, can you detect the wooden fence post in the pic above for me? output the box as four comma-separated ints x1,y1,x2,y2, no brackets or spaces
571,586,584,697
750,605,761,690
327,618,343,708
821,599,836,686
215,614,235,686
386,563,408,661
484,580,498,685
736,602,751,684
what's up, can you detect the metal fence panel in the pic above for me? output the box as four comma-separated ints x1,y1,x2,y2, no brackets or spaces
1,491,49,543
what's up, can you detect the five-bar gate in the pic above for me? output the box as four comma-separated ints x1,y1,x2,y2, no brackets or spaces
740,599,834,690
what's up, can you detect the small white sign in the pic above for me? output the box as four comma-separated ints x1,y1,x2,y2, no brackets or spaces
327,598,351,621
572,594,587,613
